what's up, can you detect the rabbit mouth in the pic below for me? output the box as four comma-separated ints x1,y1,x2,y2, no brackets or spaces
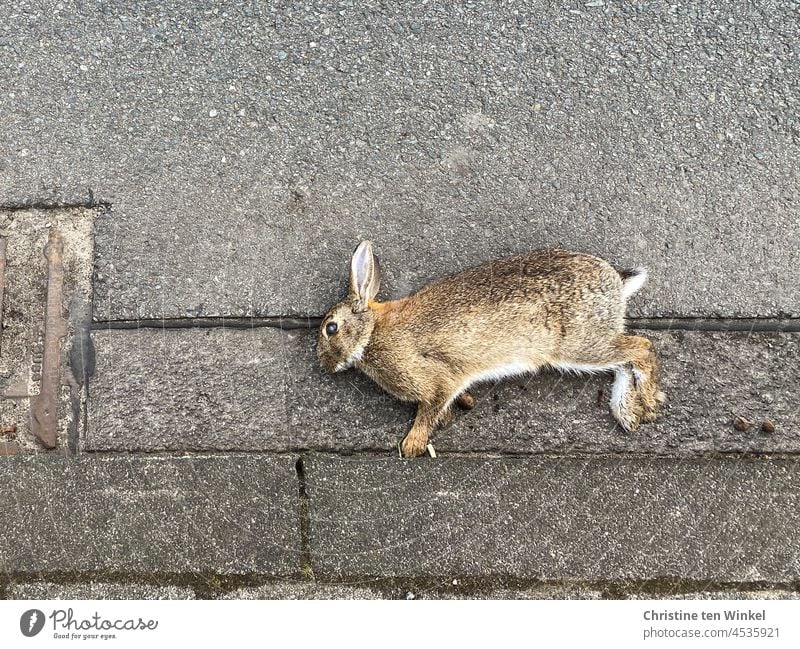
333,344,366,372
318,353,340,373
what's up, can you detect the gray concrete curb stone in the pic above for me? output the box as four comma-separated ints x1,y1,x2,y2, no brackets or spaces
87,329,798,453
0,455,300,575
305,455,800,581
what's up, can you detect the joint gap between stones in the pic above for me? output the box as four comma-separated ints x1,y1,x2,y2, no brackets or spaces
90,317,323,331
295,456,314,581
631,318,800,333
0,199,112,212
90,317,800,333
189,573,274,600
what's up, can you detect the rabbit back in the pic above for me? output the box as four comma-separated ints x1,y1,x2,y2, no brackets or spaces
360,249,634,402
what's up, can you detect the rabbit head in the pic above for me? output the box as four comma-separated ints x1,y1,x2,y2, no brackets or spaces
317,240,381,373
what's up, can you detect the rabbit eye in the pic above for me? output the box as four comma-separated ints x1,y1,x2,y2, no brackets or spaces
325,322,338,336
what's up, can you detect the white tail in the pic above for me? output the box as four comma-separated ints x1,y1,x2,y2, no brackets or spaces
620,267,648,300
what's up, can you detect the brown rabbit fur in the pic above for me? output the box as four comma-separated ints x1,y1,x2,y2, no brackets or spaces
317,241,665,457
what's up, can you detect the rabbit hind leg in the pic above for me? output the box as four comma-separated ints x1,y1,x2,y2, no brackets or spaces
436,392,475,428
609,364,645,432
551,358,643,431
611,334,665,423
555,333,663,431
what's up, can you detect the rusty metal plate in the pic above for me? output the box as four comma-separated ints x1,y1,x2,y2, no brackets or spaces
0,208,98,453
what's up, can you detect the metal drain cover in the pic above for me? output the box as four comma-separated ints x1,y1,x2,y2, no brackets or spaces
0,207,98,454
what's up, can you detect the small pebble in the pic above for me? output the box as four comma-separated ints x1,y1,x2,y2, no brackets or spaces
405,591,415,600
208,109,218,118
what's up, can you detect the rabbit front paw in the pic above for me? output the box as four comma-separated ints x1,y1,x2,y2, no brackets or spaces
401,432,429,458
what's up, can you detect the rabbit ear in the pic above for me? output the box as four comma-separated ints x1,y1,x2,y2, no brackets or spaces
349,240,381,311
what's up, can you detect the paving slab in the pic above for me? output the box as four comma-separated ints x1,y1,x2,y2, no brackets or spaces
6,582,193,600
0,455,300,575
87,328,799,453
0,2,797,319
304,456,800,581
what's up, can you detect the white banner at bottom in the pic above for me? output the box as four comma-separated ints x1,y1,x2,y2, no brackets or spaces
1,599,797,648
